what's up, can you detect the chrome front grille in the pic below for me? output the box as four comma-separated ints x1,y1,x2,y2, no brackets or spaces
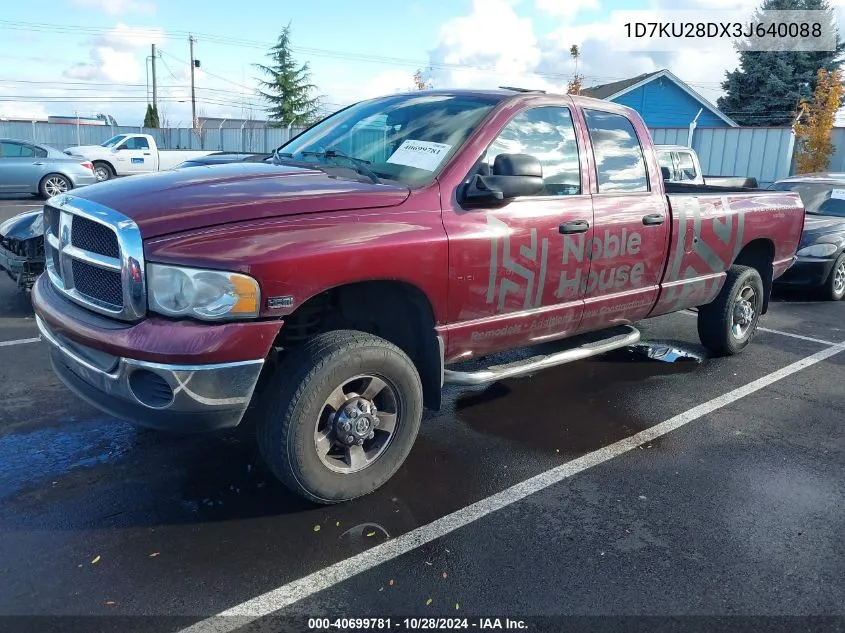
43,196,146,321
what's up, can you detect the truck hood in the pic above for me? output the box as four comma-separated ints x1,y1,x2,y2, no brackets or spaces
64,145,104,155
67,162,412,238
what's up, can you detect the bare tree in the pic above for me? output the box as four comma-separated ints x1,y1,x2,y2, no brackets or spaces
157,102,172,149
192,108,208,150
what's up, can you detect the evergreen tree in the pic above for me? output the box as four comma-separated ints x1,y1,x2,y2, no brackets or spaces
255,23,321,127
143,104,160,128
717,0,843,126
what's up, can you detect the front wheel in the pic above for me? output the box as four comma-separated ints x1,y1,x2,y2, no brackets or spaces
92,162,114,182
823,252,845,301
697,265,764,356
257,330,423,504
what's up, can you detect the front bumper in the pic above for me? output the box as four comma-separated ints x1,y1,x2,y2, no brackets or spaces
0,236,45,289
774,256,836,288
37,314,264,432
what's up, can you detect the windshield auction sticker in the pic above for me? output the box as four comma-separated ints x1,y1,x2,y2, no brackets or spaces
387,140,452,171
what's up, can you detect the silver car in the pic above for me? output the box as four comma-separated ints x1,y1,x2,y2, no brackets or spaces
0,138,98,198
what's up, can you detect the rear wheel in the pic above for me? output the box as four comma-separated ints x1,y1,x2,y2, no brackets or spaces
256,330,423,504
92,162,114,182
38,174,71,199
823,252,845,301
697,265,764,356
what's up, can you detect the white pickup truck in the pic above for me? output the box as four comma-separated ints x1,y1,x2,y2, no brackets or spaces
64,134,214,182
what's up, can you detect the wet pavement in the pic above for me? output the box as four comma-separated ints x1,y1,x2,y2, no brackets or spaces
0,197,843,631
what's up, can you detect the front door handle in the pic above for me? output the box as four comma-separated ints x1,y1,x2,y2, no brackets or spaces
559,219,590,234
642,213,666,226
143,152,151,156
32,162,44,166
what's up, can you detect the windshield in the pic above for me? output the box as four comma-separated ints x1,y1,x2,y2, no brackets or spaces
100,135,126,148
279,93,501,186
769,181,845,217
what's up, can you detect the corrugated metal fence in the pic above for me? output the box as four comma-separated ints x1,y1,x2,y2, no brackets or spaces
0,121,307,152
7,120,845,186
650,126,795,187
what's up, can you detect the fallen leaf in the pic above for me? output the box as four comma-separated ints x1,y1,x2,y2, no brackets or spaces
426,598,432,606
389,579,394,586
638,495,647,500
149,553,160,558
555,449,560,454
91,556,101,565
445,549,450,553
379,587,384,592
424,561,432,566
313,525,321,532
442,572,448,579
336,521,341,527
366,531,376,537
455,603,460,610
77,564,82,568
105,601,115,606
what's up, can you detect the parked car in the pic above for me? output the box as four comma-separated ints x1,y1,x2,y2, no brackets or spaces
768,173,845,300
0,138,97,198
656,145,758,188
31,89,805,504
64,134,215,181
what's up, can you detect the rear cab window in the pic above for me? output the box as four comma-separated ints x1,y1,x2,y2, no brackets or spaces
582,109,649,193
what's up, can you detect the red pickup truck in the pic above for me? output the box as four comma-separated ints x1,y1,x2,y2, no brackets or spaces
31,89,805,503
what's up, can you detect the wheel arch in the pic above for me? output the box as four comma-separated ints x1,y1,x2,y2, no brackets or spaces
271,279,443,411
733,238,775,314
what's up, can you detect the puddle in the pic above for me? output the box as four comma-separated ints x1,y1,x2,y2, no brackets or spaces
0,418,137,498
598,340,704,376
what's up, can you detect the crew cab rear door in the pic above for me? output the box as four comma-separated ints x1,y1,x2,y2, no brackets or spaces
440,101,594,362
573,106,671,332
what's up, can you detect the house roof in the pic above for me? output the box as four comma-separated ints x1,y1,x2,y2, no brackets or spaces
581,69,738,127
581,71,663,100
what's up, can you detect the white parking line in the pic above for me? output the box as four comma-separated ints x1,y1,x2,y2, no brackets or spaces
0,336,40,348
679,310,835,346
179,340,845,633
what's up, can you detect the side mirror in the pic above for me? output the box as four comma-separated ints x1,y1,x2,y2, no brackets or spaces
462,153,544,205
661,166,671,181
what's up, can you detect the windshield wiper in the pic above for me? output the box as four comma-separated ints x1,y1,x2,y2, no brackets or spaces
298,148,382,184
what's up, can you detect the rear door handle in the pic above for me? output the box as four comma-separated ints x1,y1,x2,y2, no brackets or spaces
642,213,666,226
559,219,590,234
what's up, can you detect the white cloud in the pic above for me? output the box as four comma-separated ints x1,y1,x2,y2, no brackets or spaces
535,0,600,22
73,0,156,14
63,23,165,84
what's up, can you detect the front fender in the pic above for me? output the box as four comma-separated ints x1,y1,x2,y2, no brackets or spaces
0,208,44,240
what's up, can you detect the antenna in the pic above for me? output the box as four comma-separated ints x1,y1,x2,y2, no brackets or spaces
499,86,546,93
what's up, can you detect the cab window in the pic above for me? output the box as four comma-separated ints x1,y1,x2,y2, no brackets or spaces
676,151,698,181
481,106,581,196
583,109,649,193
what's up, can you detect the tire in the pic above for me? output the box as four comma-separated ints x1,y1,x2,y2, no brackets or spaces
256,330,423,504
697,265,764,356
92,162,114,182
822,252,845,301
38,173,72,199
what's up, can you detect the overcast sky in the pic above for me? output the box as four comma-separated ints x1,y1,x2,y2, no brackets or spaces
1,0,844,126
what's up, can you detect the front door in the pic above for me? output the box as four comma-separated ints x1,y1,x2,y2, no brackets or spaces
441,104,594,362
115,136,152,174
577,107,670,332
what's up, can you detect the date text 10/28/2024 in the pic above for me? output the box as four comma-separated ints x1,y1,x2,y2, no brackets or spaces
308,618,529,630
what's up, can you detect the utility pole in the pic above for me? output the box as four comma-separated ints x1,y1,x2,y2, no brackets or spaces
189,35,197,129
151,43,158,109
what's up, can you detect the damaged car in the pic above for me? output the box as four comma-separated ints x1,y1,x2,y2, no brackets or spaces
0,208,45,290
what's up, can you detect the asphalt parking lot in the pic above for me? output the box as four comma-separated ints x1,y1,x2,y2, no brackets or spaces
0,197,843,633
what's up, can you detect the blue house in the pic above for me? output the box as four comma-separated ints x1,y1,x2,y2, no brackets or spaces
581,69,738,128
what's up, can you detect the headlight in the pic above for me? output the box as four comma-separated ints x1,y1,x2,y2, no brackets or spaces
147,263,260,320
797,243,838,258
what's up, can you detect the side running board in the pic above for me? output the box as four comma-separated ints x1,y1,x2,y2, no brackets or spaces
443,325,641,386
